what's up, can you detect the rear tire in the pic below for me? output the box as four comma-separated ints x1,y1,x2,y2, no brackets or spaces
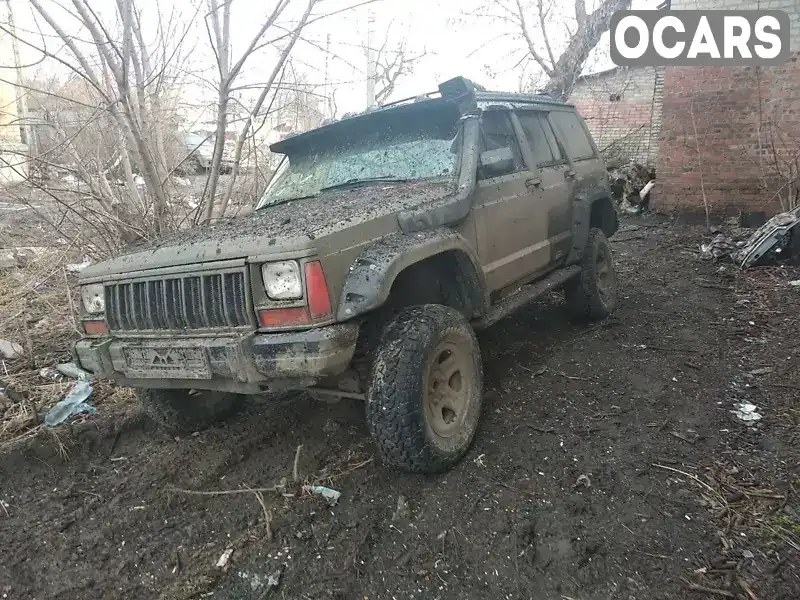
366,305,483,473
564,227,617,320
139,388,244,433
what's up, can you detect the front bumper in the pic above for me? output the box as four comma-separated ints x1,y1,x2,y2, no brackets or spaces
74,324,359,394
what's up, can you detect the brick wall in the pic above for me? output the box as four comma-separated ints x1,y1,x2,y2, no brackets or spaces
570,66,664,165
654,0,800,215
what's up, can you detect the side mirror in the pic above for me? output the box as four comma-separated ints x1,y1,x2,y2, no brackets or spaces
479,147,515,177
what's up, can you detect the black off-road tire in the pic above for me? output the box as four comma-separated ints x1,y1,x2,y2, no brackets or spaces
139,388,244,433
366,305,483,473
564,227,617,321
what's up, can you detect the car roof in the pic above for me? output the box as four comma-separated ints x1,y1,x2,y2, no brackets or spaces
269,80,576,155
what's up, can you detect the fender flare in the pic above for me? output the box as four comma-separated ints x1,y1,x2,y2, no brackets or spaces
566,189,616,265
337,229,486,321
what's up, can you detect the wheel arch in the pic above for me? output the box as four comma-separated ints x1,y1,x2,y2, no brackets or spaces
336,229,487,322
566,189,618,264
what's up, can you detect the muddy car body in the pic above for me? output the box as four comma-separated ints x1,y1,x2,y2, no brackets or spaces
75,77,618,472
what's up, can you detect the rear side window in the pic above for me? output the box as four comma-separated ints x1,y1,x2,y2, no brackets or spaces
478,111,524,179
517,112,562,166
549,111,595,161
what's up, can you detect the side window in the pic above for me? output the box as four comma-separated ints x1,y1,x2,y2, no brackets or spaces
539,116,563,162
517,112,559,167
478,111,524,180
548,111,595,161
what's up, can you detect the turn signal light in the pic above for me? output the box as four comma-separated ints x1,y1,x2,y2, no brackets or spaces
257,307,310,328
83,319,109,335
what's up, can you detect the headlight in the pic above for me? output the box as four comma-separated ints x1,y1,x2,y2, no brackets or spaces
262,261,302,300
80,284,105,314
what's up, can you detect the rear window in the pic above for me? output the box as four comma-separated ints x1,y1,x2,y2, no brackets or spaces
549,111,595,161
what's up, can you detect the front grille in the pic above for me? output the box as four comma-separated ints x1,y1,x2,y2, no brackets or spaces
105,270,251,331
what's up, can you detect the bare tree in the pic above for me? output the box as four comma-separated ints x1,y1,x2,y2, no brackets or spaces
0,0,379,255
373,35,426,106
471,0,631,100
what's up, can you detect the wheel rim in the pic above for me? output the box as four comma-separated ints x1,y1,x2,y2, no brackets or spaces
595,248,615,306
424,341,471,439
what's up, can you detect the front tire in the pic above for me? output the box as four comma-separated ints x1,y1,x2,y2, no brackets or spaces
564,227,617,320
366,305,483,473
139,388,244,433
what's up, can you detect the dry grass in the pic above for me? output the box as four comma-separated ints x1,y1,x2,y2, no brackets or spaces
0,245,133,452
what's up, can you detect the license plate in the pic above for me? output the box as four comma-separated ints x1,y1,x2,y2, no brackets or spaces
122,346,212,379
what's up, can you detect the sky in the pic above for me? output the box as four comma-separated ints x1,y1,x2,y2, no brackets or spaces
1,0,661,121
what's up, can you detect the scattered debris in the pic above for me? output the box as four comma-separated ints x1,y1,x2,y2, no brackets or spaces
0,339,24,360
608,162,656,214
0,252,17,270
573,474,592,489
733,210,800,268
305,485,341,506
700,233,740,260
44,381,95,427
216,548,234,570
57,362,92,380
39,367,61,380
730,402,763,423
671,429,700,445
266,568,282,588
65,258,91,273
747,367,774,377
392,495,411,521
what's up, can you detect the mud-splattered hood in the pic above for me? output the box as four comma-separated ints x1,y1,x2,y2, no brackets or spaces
80,179,455,279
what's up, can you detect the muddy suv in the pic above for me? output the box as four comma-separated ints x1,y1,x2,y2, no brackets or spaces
74,77,618,473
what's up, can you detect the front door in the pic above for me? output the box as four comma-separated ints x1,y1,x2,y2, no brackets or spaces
472,109,551,292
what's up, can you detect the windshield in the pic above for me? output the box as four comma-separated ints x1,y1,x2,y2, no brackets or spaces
257,103,462,208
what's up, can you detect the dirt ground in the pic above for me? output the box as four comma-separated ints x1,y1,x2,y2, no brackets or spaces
1,218,798,600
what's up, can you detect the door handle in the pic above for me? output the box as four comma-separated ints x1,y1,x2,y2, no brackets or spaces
564,169,576,180
525,177,542,189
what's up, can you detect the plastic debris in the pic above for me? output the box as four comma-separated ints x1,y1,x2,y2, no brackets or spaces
747,367,774,376
305,485,341,506
56,362,92,380
789,280,800,287
733,210,800,268
266,568,282,588
574,474,592,489
39,367,61,380
0,339,24,360
731,402,763,423
65,258,91,273
44,381,96,427
392,495,411,521
216,548,234,570
700,233,739,260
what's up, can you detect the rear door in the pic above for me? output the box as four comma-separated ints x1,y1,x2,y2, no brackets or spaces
547,109,602,184
472,109,550,292
515,110,574,266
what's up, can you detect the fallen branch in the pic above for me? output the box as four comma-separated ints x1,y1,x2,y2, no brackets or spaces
737,578,758,600
682,579,735,598
293,443,303,483
653,463,727,507
167,485,281,496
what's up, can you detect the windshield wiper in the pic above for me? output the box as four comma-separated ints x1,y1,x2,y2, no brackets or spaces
256,193,318,210
321,176,409,192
